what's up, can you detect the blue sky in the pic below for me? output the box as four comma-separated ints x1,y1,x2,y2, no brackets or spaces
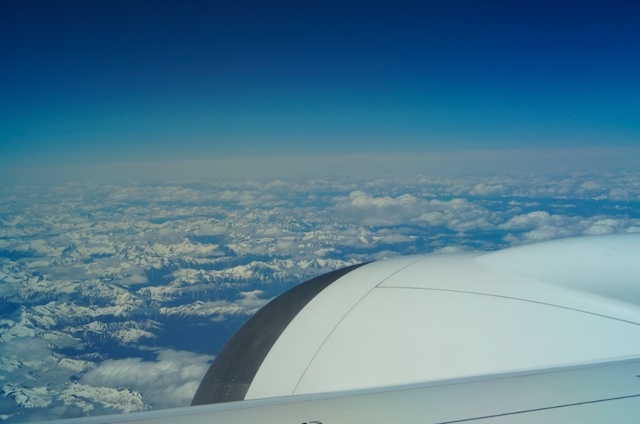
1,0,639,180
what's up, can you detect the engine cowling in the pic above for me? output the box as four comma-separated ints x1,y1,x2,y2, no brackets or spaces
193,234,640,405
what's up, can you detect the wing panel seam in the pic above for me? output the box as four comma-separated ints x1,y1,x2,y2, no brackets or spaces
436,393,640,423
377,286,640,327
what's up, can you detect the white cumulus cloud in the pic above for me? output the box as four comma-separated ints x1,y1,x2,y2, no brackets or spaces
332,190,495,232
81,349,214,410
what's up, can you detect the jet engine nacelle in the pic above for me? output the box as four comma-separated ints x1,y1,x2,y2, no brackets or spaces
193,234,640,405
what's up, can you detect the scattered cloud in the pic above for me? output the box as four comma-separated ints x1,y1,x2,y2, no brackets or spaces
332,190,496,232
81,350,213,410
500,211,640,244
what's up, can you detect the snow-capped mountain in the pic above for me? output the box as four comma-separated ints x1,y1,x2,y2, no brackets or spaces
1,174,639,422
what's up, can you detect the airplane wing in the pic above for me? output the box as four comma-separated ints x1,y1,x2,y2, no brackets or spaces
41,234,640,423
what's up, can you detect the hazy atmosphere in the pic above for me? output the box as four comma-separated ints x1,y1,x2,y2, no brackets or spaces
1,1,639,421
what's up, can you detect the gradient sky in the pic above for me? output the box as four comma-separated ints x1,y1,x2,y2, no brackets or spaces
1,0,639,180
